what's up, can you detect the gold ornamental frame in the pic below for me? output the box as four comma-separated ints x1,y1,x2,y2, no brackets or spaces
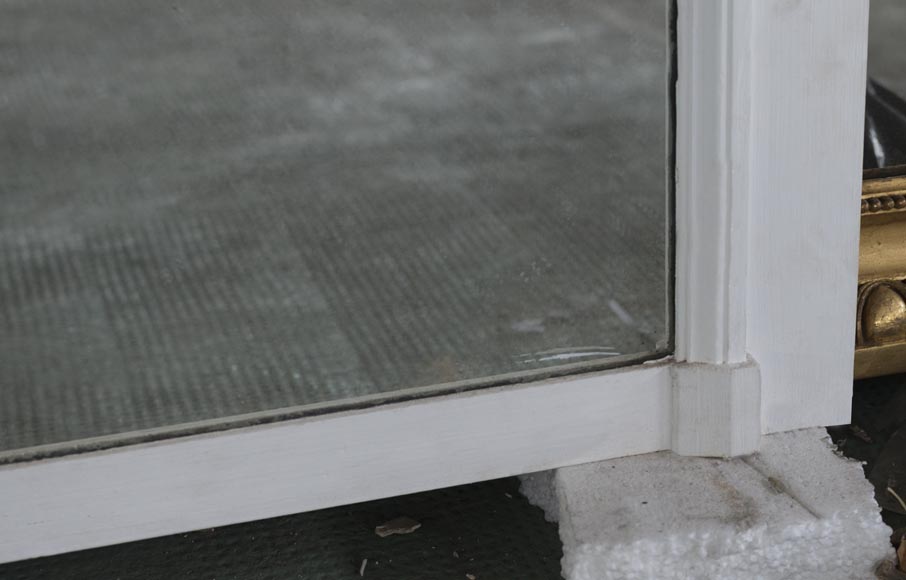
855,165,906,379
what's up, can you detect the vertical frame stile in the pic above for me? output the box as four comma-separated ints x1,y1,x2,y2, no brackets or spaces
672,0,760,457
674,0,752,366
674,0,868,444
674,0,869,445
746,0,869,432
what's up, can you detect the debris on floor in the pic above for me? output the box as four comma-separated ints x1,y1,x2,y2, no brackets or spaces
877,534,906,580
0,477,561,580
829,374,906,542
897,535,906,572
374,517,422,538
876,559,906,579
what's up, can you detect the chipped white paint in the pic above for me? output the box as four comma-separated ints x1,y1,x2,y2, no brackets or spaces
671,358,761,457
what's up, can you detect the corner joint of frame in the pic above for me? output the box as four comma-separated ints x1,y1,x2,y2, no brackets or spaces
669,356,761,458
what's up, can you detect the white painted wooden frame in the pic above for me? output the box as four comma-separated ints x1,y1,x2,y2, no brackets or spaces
0,0,869,564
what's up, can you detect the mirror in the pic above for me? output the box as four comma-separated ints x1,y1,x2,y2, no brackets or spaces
0,0,670,456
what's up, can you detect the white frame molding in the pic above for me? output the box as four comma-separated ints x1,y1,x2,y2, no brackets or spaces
675,0,752,367
672,0,760,457
745,0,868,434
0,0,869,564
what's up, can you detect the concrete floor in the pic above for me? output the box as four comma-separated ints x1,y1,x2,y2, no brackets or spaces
0,0,667,452
0,477,563,580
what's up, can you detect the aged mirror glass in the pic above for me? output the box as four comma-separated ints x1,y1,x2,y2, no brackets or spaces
1,0,670,456
866,0,906,169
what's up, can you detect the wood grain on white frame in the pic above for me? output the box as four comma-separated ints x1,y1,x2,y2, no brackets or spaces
0,365,671,563
746,0,868,433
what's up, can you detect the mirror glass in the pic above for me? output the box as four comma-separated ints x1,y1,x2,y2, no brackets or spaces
1,0,670,456
866,0,906,169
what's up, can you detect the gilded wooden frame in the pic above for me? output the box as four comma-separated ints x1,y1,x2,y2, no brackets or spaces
856,165,906,378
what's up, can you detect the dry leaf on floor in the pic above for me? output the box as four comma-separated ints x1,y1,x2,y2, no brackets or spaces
851,424,873,443
375,516,421,538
